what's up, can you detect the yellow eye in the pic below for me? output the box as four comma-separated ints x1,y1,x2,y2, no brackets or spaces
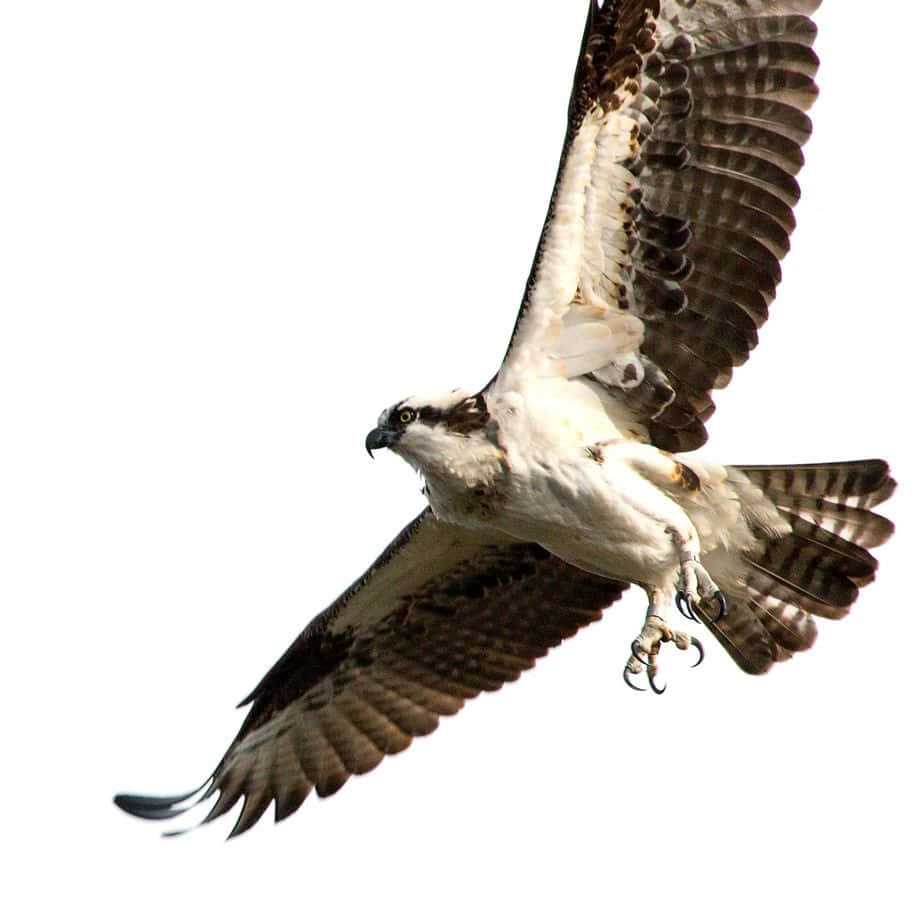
399,409,414,425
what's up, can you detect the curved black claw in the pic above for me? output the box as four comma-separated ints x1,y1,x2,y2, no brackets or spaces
690,636,704,668
623,667,646,692
675,593,699,622
630,640,650,667
649,673,667,695
713,590,727,622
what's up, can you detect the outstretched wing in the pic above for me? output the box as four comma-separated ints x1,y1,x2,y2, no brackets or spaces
493,0,821,451
115,510,626,837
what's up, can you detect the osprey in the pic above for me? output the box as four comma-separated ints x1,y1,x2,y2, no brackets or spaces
116,0,894,838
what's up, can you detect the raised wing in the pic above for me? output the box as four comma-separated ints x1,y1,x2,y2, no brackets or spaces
115,510,626,837
494,0,821,451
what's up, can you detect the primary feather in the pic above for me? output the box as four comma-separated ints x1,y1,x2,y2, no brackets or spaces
116,1,895,838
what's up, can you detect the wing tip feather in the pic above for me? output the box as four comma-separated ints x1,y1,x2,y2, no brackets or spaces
113,784,208,822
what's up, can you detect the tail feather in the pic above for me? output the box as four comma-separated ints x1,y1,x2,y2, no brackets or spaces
745,553,857,610
740,459,895,509
780,514,879,577
747,591,816,653
703,459,895,674
770,497,894,548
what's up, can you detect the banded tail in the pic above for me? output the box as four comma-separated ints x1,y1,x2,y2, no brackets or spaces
707,460,895,674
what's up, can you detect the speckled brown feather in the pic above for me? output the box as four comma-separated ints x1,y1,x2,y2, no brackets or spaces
115,510,626,837
505,0,823,451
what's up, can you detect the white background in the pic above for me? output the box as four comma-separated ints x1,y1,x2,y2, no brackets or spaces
2,2,917,917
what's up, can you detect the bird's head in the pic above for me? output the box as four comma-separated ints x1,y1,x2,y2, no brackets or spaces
365,390,497,481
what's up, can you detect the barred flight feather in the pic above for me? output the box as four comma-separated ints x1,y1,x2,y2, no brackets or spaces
114,512,626,836
697,461,895,673
115,0,897,842
497,0,823,450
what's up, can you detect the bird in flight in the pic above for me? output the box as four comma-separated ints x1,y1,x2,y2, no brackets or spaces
116,0,894,838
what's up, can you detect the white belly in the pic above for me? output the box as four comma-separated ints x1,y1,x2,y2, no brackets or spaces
420,421,759,594
486,446,688,587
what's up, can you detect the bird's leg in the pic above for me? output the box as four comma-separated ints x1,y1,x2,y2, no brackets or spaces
623,590,703,694
668,530,726,623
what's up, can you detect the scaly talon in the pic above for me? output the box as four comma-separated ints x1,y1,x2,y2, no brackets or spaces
623,604,703,694
675,592,699,622
676,554,725,622
690,635,704,668
631,639,650,666
623,665,646,692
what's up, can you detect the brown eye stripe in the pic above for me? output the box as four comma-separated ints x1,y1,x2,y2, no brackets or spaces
413,395,491,434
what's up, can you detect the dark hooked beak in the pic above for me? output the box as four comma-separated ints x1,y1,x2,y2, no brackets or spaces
365,426,398,457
